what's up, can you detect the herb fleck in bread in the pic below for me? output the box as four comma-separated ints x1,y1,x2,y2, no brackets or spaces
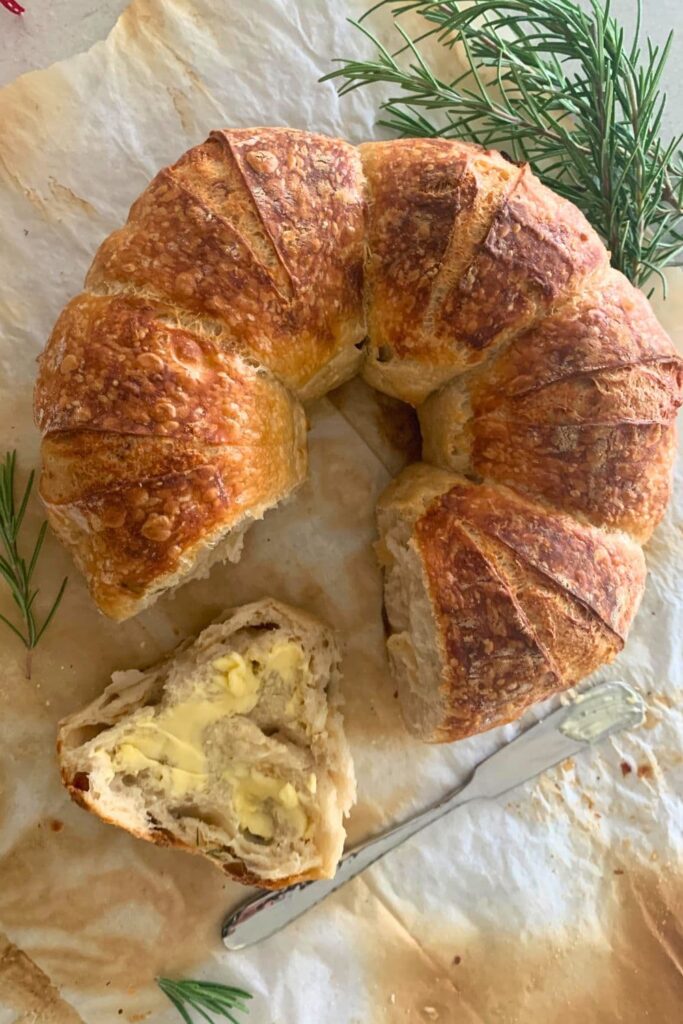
57,599,355,887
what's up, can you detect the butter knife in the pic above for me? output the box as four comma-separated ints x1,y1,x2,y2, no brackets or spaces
222,680,644,950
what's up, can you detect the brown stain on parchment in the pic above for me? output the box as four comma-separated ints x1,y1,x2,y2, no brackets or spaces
335,877,460,1024
116,0,225,116
0,771,8,841
167,87,198,135
652,692,677,710
353,865,683,1023
48,179,98,218
0,932,85,1023
0,815,234,993
304,430,386,536
0,165,98,223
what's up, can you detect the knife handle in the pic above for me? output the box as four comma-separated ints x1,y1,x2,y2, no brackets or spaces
222,773,483,949
221,680,644,949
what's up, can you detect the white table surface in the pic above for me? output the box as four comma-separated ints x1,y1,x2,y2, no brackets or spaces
1,0,681,143
0,0,128,85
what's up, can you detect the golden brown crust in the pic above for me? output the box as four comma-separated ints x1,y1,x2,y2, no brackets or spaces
429,164,607,360
420,269,683,541
412,475,646,740
40,425,306,620
35,292,305,445
430,481,645,641
34,129,367,619
360,138,522,403
466,414,678,545
361,140,607,404
415,513,562,740
474,269,680,397
40,430,211,502
87,128,366,400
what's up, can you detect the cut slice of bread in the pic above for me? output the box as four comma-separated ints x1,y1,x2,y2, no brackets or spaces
57,599,356,888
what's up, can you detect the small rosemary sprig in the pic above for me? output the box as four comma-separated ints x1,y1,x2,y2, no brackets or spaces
324,0,683,291
157,977,253,1024
0,450,67,678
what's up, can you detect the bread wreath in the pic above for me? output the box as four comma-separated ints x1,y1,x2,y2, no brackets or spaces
35,128,682,740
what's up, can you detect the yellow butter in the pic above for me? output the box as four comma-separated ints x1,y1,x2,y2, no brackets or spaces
278,782,299,809
109,639,309,803
264,641,306,682
111,695,231,797
112,742,206,797
209,651,262,714
227,769,308,839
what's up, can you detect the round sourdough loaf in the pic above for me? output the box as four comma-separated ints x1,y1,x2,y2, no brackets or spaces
34,129,683,739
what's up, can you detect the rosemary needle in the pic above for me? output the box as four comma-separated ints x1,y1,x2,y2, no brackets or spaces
0,450,67,678
323,0,683,292
157,977,253,1024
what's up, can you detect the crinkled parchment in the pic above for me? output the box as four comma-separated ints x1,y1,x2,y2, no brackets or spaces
0,2,681,1021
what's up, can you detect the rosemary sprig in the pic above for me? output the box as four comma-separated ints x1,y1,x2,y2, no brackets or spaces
323,0,683,290
157,977,253,1024
0,451,67,678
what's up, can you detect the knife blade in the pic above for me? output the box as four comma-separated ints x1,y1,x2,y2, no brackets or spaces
222,680,645,950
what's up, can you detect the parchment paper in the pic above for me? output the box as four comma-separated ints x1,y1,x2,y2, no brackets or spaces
0,2,681,1021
